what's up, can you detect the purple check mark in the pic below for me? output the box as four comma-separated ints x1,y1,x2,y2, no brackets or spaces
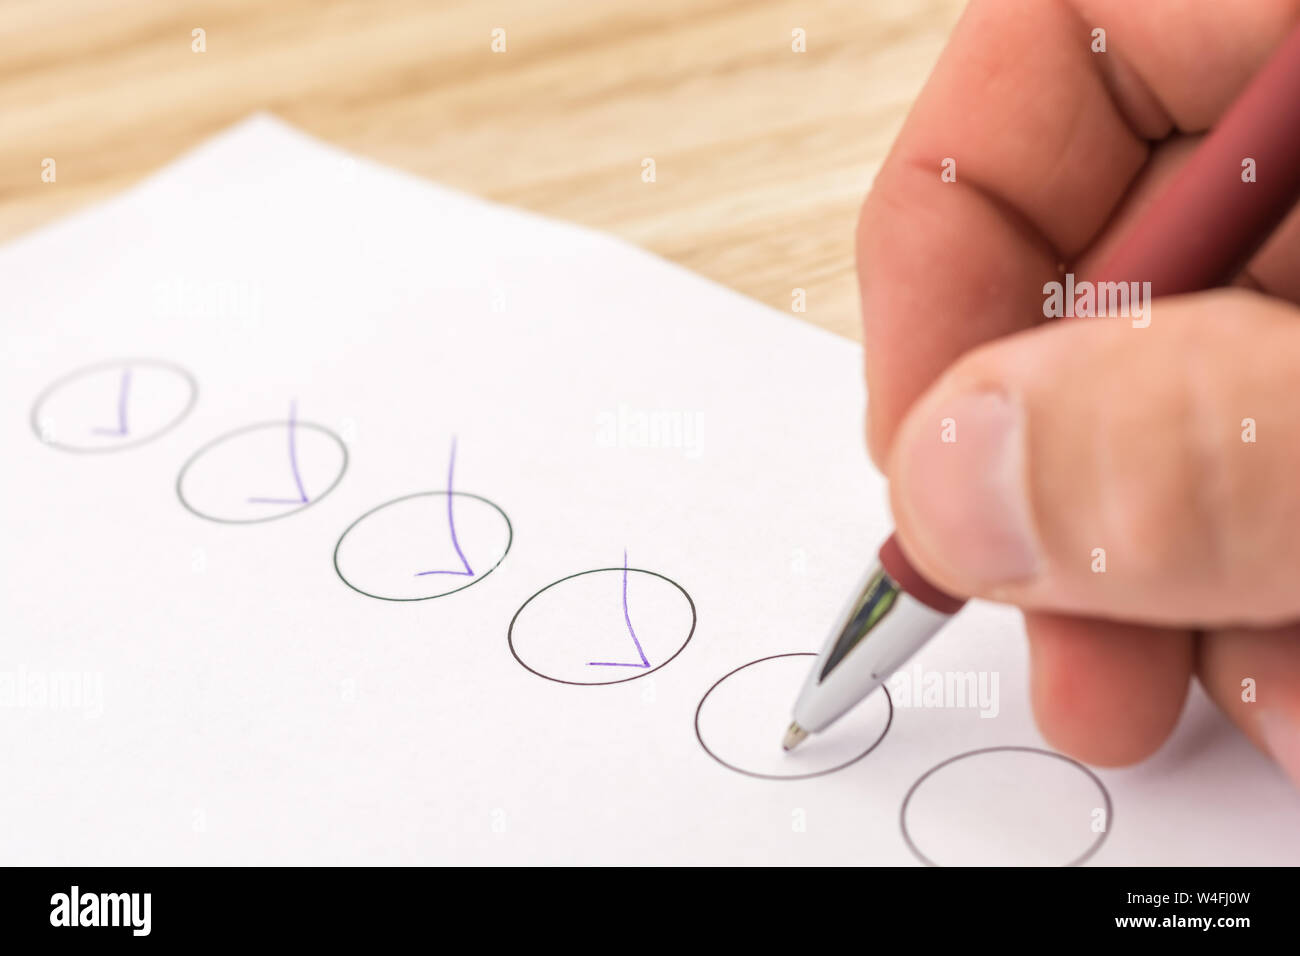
248,400,310,506
91,368,131,437
588,550,651,669
415,437,475,578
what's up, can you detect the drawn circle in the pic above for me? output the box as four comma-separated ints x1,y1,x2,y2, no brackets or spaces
334,492,512,601
30,358,198,453
507,568,696,685
176,420,348,524
694,653,893,781
900,746,1113,867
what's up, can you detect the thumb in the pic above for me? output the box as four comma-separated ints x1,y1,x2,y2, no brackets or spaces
886,289,1300,627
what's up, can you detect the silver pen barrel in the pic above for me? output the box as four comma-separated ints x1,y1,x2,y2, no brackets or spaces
786,561,953,743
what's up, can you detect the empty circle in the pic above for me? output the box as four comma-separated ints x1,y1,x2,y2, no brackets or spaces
177,419,348,523
31,358,197,453
334,492,512,601
508,567,695,685
694,653,892,780
900,746,1112,866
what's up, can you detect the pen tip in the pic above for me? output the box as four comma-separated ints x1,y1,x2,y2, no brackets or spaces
782,722,808,752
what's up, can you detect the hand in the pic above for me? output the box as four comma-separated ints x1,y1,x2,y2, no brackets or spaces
857,0,1300,784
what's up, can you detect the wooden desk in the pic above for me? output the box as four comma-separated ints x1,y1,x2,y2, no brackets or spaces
0,0,961,340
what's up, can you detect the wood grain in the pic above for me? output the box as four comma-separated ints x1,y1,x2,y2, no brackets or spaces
0,0,962,340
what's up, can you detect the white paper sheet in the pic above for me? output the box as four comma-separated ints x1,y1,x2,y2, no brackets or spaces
2,115,1295,865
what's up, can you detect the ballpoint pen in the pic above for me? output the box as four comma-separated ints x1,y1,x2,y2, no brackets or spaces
785,19,1300,751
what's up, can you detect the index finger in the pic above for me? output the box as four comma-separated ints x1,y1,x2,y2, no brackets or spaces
858,0,1300,465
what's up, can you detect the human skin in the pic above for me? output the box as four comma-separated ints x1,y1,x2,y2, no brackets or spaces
857,0,1300,784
